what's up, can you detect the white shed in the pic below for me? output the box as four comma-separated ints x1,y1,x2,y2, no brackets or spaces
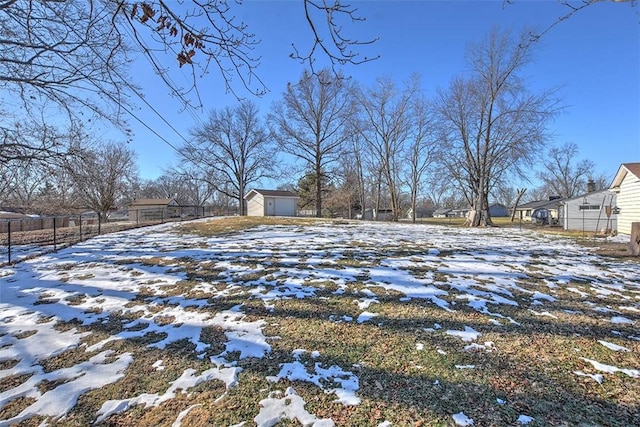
609,162,640,235
245,189,299,217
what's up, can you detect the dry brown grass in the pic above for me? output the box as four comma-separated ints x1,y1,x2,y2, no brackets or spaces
2,217,639,426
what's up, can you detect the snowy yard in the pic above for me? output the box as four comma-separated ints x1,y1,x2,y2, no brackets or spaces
0,217,638,426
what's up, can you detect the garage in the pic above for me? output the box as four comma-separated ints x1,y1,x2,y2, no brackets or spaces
245,189,299,217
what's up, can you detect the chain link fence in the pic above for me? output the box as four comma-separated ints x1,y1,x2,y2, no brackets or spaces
0,206,213,265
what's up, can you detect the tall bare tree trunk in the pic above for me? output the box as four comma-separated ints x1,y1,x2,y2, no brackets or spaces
510,188,527,222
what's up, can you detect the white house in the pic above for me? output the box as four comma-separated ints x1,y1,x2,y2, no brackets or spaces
609,162,640,235
558,189,617,234
433,208,453,218
513,199,563,222
245,189,299,217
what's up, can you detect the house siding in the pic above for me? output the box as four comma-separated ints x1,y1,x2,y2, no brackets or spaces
560,191,617,233
617,173,640,235
247,193,265,216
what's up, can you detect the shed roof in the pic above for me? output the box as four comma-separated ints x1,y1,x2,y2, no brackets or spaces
610,162,640,189
244,189,299,199
129,198,176,206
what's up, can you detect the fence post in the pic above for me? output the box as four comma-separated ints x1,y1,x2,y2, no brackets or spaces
53,217,57,250
7,221,11,264
79,214,83,240
98,214,102,235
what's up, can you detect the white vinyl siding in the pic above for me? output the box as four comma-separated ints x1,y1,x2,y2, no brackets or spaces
247,193,265,216
617,173,640,235
560,191,617,233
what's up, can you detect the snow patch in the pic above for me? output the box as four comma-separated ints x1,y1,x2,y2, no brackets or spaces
446,326,480,342
357,311,379,324
452,411,474,426
96,365,242,423
580,358,639,379
266,354,360,406
254,387,334,427
598,340,630,352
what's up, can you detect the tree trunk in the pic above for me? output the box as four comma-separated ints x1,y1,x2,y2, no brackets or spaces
510,188,527,222
238,195,245,216
411,193,417,223
374,174,381,221
315,163,322,217
467,186,492,227
630,222,640,256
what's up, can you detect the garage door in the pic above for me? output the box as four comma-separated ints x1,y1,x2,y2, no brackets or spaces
275,198,295,216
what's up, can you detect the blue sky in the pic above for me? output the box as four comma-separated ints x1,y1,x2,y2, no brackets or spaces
122,1,640,186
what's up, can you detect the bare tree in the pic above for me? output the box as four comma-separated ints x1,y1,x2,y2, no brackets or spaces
436,28,559,227
292,0,379,75
510,188,527,222
68,141,138,222
350,136,368,219
0,1,132,130
0,0,378,127
268,69,355,217
171,167,217,207
354,75,420,221
536,142,596,198
1,119,83,208
1,163,48,212
405,94,440,223
133,168,215,210
504,0,638,45
1,119,81,165
184,100,274,215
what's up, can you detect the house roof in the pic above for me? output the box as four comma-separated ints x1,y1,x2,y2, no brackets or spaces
244,189,299,199
515,199,564,211
129,198,176,206
560,189,616,203
610,162,640,189
433,208,452,215
0,211,26,219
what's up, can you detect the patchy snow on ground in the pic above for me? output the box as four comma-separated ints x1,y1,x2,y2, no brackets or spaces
580,358,640,379
266,350,360,406
254,387,334,427
1,219,638,425
598,340,630,352
452,411,474,426
446,326,481,342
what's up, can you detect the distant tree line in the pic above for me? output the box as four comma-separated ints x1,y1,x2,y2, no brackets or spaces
1,27,609,225
1,2,622,225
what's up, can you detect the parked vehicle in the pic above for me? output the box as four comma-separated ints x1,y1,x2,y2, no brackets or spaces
531,208,551,225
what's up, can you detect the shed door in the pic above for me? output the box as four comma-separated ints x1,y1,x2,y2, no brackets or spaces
266,198,276,216
275,198,294,216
